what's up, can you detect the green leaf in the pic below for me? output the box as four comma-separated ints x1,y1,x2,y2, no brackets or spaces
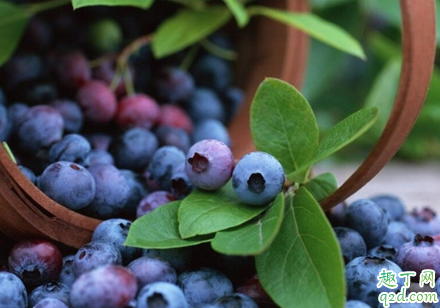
302,173,337,202
287,106,378,181
72,0,154,9
250,78,319,176
0,1,31,67
178,181,267,239
222,0,249,27
211,193,285,255
152,5,231,58
255,187,345,308
125,201,213,249
248,6,366,60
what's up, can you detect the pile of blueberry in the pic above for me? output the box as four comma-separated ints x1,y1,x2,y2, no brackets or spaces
0,2,246,221
328,196,440,308
0,219,264,308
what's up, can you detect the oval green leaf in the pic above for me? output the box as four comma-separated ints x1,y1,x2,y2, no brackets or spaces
250,78,319,175
255,187,345,308
178,181,267,239
287,106,378,181
302,172,337,202
152,5,231,59
248,6,366,60
72,0,154,9
211,192,284,255
125,201,213,249
222,0,249,27
0,1,31,66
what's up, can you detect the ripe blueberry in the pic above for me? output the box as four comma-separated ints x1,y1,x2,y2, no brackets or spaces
232,151,284,206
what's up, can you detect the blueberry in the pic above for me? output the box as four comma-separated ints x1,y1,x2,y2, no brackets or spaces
57,255,75,287
10,78,58,106
115,93,160,130
109,127,159,171
232,151,284,206
383,221,415,250
48,133,91,164
345,256,404,307
326,202,347,227
70,265,137,308
92,218,142,265
77,80,117,124
0,104,11,141
82,163,130,219
192,119,231,146
7,102,28,131
185,88,226,123
0,86,6,105
221,86,245,123
87,18,123,54
18,165,37,185
345,300,372,308
28,281,70,307
333,227,367,264
73,240,122,277
367,245,396,262
0,271,28,308
147,146,186,191
177,267,233,307
8,238,63,289
0,53,43,90
206,293,259,308
14,104,64,153
395,234,440,280
34,298,70,308
155,125,191,153
170,162,194,199
185,139,234,191
401,206,440,236
190,54,232,92
344,199,388,249
154,66,195,103
370,194,405,221
120,169,148,218
136,191,176,218
83,149,114,167
136,281,189,308
158,104,193,134
54,50,91,90
39,161,96,211
127,256,177,290
50,99,84,133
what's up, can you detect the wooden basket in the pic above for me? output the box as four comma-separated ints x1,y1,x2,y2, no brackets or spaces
0,0,436,249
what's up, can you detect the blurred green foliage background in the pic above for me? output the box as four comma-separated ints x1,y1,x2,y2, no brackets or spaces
304,0,440,161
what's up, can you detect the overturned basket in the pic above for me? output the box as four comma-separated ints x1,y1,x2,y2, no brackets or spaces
0,0,436,249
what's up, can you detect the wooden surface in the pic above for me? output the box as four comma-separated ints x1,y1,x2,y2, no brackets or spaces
317,160,440,212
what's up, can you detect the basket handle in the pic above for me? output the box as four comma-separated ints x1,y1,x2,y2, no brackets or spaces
320,0,437,211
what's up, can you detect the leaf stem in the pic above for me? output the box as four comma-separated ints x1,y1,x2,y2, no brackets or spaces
201,39,237,61
180,43,200,71
2,142,17,164
110,34,153,95
25,0,70,15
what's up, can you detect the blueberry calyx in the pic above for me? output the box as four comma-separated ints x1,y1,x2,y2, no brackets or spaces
247,173,265,193
363,256,386,265
70,163,81,171
22,267,41,280
413,233,434,246
147,292,168,306
188,153,209,173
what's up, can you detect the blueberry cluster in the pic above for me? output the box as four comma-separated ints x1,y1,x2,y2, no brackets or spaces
328,195,440,307
0,219,263,308
0,3,247,221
